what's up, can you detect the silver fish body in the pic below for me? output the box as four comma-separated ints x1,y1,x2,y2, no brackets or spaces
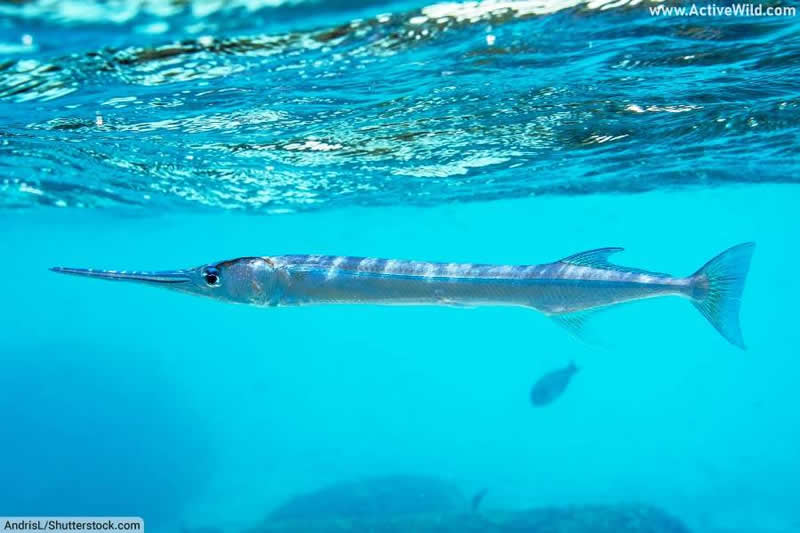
51,243,755,349
269,254,690,313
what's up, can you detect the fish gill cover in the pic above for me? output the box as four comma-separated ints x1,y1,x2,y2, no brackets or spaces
0,0,798,212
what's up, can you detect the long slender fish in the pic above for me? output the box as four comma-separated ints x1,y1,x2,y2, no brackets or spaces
51,242,755,348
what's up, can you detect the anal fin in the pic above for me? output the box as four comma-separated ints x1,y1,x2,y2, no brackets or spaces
550,309,609,347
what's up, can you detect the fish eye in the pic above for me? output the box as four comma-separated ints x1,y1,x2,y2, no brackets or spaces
203,267,221,287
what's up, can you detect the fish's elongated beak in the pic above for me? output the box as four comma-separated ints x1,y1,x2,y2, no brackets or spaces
50,266,190,284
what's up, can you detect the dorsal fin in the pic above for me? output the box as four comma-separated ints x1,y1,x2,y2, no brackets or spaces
558,247,624,269
558,247,672,276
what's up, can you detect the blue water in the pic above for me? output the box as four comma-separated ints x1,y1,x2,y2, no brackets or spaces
1,1,799,532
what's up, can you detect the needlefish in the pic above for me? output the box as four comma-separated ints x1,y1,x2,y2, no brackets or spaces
51,242,755,348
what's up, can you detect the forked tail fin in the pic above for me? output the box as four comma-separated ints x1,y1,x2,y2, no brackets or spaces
690,242,755,350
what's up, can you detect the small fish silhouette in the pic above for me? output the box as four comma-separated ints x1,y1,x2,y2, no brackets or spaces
530,362,579,406
471,488,488,512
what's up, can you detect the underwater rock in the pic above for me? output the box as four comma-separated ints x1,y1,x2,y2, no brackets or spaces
251,499,691,533
502,503,692,533
267,475,466,522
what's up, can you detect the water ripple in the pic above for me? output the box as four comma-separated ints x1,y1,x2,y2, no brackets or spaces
0,0,798,212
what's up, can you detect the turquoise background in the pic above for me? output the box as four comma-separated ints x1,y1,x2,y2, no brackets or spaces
1,185,797,531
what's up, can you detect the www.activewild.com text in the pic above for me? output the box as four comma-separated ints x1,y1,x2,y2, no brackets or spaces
650,3,796,17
